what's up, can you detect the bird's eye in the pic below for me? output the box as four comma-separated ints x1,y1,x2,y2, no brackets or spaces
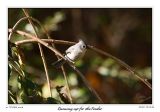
82,45,86,49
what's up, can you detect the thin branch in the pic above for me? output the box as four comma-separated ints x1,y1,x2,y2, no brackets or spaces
69,64,103,103
9,29,66,59
29,17,52,39
32,17,73,103
61,66,73,103
12,33,152,90
9,28,151,102
22,9,52,97
9,29,102,103
8,16,51,41
8,17,29,40
15,38,75,45
9,26,74,101
9,15,151,103
8,15,54,97
8,15,151,91
88,45,152,90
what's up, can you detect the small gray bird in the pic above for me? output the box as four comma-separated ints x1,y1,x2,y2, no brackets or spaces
52,39,87,68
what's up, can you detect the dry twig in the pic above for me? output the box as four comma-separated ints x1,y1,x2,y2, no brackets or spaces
88,45,152,90
69,64,104,103
22,9,52,97
32,17,73,103
9,29,103,103
12,32,152,90
8,14,151,103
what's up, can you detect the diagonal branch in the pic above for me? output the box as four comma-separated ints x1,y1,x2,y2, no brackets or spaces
88,45,152,90
32,17,73,103
9,29,103,103
22,9,52,97
61,66,73,103
12,33,152,90
69,64,104,103
9,29,151,101
8,29,67,62
8,17,29,40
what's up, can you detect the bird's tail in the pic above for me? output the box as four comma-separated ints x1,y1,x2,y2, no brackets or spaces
52,58,66,68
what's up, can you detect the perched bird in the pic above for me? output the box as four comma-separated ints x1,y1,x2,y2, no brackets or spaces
52,39,87,68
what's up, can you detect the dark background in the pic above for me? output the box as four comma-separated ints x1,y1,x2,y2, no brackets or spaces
8,8,152,104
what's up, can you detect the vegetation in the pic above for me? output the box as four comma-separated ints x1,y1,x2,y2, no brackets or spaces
8,8,152,104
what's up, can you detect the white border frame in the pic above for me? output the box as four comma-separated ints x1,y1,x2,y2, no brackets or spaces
1,0,159,112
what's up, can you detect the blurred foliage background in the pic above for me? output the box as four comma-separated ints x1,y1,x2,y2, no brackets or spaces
8,8,152,104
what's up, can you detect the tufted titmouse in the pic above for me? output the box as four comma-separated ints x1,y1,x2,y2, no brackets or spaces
52,39,87,68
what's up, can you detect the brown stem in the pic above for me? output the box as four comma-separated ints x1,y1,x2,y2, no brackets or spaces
9,29,103,103
15,38,75,45
8,15,151,90
11,29,152,90
69,64,103,103
61,66,73,103
22,9,52,97
32,17,73,103
9,29,68,63
8,17,29,40
88,45,152,90
9,14,151,103
10,29,152,90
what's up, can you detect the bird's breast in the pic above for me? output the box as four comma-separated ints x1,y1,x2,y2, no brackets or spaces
66,50,84,61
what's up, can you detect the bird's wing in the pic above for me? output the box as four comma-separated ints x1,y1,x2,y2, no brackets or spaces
65,45,76,54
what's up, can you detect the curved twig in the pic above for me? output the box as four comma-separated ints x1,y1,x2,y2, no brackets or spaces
8,13,151,91
9,13,152,103
8,17,29,40
22,9,52,97
9,29,103,103
32,17,73,103
69,64,104,103
11,33,152,90
88,45,152,90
